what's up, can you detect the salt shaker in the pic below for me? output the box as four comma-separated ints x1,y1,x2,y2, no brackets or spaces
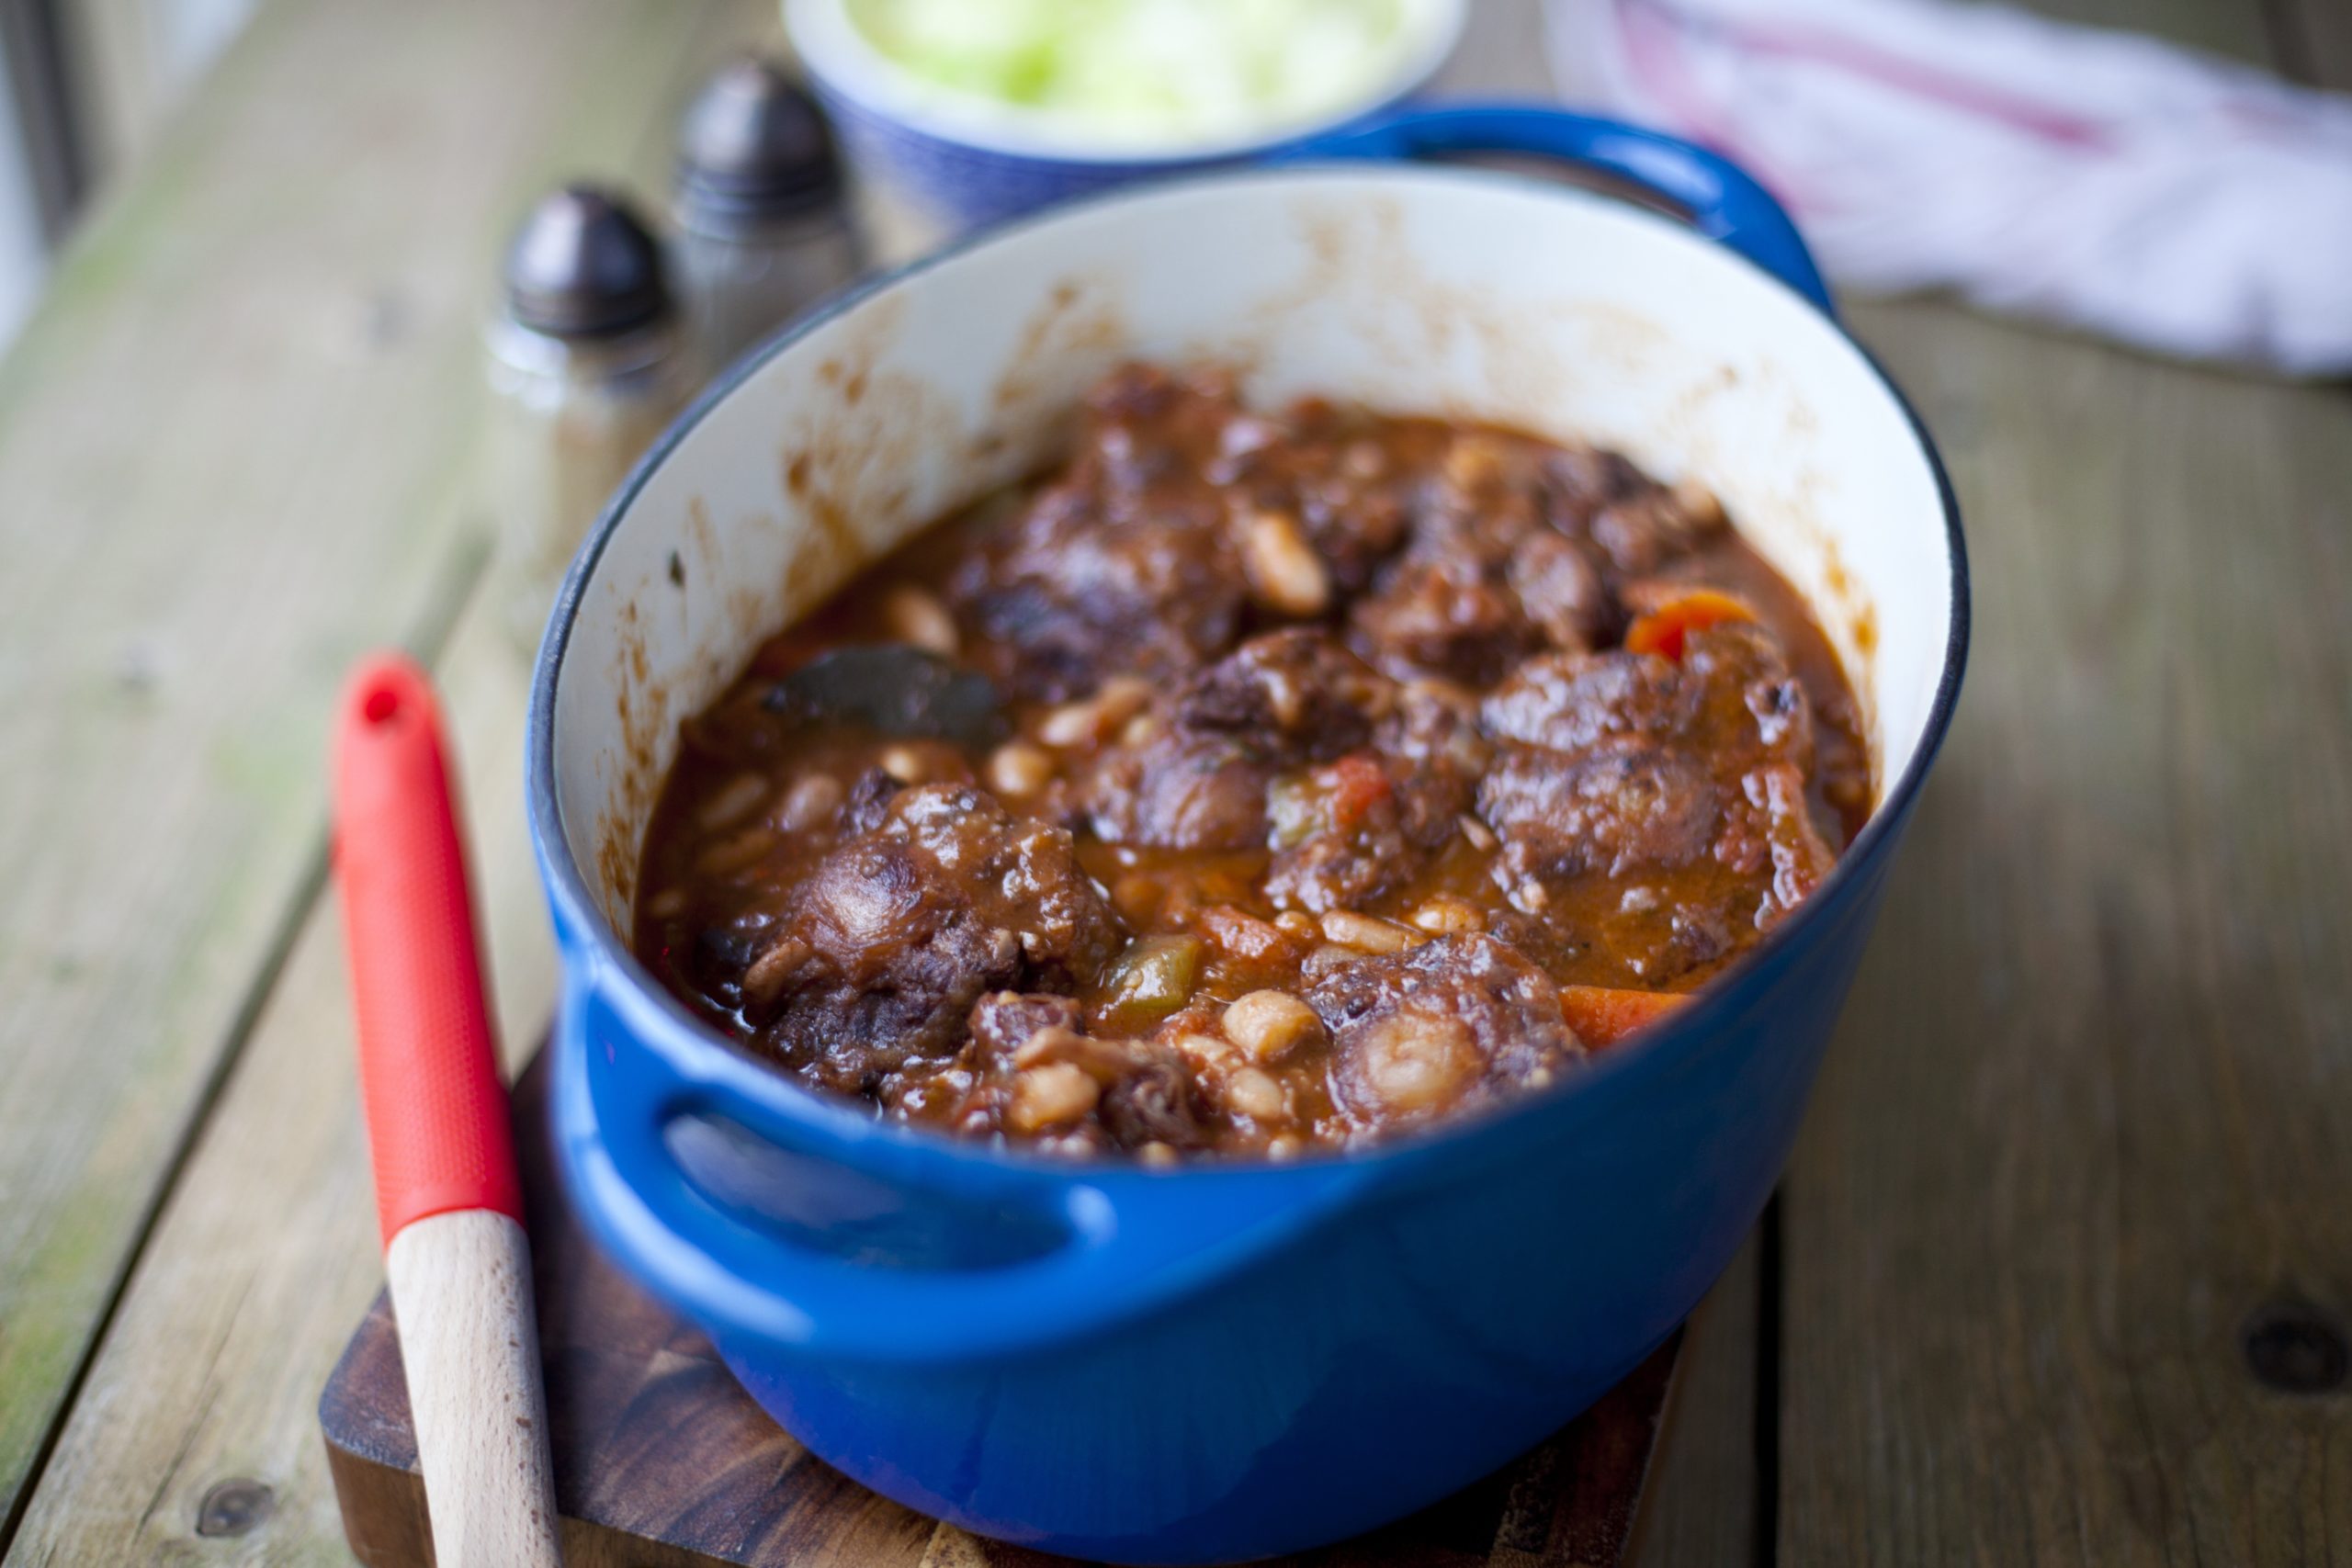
486,185,700,654
672,59,859,371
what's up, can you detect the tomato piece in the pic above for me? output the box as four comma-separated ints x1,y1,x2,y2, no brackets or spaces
1559,985,1691,1049
1325,754,1392,829
1197,904,1296,964
1623,590,1756,661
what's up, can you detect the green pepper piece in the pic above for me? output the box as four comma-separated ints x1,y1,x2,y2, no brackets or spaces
1100,934,1204,1031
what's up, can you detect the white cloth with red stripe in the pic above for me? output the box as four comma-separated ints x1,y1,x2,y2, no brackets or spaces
1545,0,2352,375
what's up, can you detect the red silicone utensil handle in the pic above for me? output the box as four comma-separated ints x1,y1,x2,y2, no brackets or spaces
332,653,523,1247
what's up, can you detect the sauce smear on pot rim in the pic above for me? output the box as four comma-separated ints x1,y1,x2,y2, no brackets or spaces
633,364,1871,1159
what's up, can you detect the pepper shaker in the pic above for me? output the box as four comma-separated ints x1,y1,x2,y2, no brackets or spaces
486,185,700,654
672,58,860,371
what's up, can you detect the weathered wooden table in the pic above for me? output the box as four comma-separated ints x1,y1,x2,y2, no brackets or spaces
4,0,2347,1562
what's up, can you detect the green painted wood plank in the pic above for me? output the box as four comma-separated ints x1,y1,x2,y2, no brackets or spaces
0,0,777,1538
2,548,556,1565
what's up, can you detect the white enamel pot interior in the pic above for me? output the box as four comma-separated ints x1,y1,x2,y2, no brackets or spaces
543,161,1958,994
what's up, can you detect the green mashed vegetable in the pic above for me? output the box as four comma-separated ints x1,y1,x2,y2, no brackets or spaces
846,0,1429,145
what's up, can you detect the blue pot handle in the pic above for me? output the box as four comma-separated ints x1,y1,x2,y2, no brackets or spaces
1295,104,1834,317
555,953,1375,1365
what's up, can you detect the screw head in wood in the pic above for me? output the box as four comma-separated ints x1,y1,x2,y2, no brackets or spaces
2242,1303,2349,1394
195,1477,276,1537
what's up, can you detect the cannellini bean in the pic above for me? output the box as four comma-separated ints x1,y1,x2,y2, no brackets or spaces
1137,1141,1180,1168
878,743,930,784
881,582,959,656
1225,1066,1289,1123
1301,942,1361,980
741,936,812,1009
1458,815,1498,852
1354,1010,1480,1115
779,773,843,831
1037,703,1097,749
1007,1063,1100,1133
1441,433,1510,489
1669,476,1727,531
1095,675,1153,724
1016,1027,1139,1085
1242,509,1330,617
1321,909,1415,953
1513,880,1550,913
694,827,778,877
987,740,1055,796
1266,1134,1306,1161
1011,1025,1088,1070
1409,896,1485,936
1218,416,1279,461
696,773,769,831
1038,676,1153,748
1222,990,1323,1063
1171,1032,1240,1073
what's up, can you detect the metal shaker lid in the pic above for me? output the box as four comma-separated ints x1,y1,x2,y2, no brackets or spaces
502,185,670,338
675,58,842,228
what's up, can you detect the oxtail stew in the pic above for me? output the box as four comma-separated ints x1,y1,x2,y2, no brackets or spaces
633,366,1870,1159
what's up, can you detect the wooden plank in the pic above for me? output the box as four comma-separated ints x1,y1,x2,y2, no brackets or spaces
2267,0,2352,85
0,553,548,1564
0,0,779,1539
52,0,225,194
52,0,150,189
0,0,784,1544
1772,0,2352,1556
1775,290,2352,1561
1628,1232,1762,1568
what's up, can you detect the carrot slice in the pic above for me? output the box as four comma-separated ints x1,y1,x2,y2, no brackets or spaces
1623,589,1756,661
1560,985,1691,1049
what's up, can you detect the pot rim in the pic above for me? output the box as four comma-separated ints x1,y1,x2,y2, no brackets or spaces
526,159,1972,1183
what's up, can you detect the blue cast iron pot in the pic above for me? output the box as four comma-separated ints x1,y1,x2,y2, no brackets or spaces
529,107,1968,1564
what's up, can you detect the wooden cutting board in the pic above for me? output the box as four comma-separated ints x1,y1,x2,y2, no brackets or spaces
320,1050,1685,1568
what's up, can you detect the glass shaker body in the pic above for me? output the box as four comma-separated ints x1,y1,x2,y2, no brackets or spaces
485,315,699,654
672,206,859,372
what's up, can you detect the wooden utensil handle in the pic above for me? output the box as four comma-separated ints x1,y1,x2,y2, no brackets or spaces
387,1210,562,1567
333,653,561,1567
